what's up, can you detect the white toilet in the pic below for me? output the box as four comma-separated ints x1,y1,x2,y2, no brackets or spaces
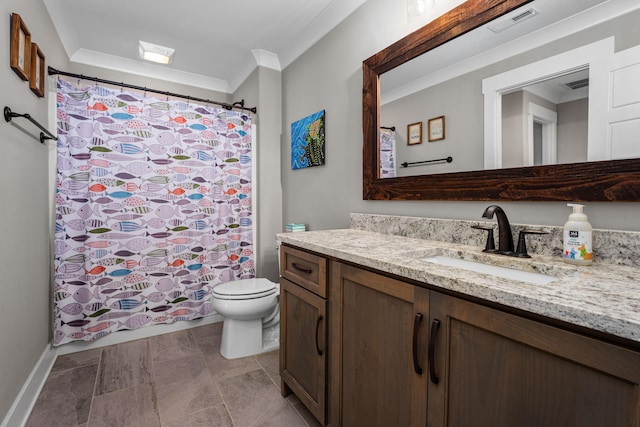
211,278,280,359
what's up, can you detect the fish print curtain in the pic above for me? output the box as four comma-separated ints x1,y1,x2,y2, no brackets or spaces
54,79,254,345
380,128,396,178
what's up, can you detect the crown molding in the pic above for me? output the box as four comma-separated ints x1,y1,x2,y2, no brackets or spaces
70,49,230,93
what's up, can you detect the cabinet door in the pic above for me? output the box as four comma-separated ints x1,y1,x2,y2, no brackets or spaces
329,262,429,427
280,277,327,424
428,292,640,427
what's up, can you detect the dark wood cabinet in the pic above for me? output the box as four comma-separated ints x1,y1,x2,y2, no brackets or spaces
281,244,640,427
280,245,328,424
428,291,640,427
329,262,430,427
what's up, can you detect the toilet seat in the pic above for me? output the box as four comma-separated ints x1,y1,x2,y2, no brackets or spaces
212,278,277,300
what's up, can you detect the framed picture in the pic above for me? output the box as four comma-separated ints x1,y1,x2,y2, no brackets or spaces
10,13,31,81
428,116,445,142
291,110,326,170
407,122,422,145
29,43,45,97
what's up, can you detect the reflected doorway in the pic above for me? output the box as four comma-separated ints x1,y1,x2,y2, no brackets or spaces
500,71,587,168
528,102,558,166
483,38,612,169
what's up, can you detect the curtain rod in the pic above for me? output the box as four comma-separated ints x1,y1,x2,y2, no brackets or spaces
48,67,257,114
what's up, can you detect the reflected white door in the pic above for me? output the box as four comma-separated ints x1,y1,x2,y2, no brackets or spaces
590,43,640,160
525,103,557,166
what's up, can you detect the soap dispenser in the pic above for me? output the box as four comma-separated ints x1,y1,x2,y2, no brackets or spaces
563,203,593,265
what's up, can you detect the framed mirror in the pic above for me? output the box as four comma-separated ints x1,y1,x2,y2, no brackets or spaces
363,0,640,201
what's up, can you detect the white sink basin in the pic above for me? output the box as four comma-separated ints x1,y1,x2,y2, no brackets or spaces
423,256,555,285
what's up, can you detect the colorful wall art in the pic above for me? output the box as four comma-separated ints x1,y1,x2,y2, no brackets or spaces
291,110,325,170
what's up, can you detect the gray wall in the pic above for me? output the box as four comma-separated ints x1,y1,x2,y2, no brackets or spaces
0,1,68,420
557,98,588,164
382,76,480,176
234,67,283,282
282,0,640,233
502,91,525,168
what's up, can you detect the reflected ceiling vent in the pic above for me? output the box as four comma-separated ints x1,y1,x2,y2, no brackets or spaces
565,78,590,90
487,8,539,33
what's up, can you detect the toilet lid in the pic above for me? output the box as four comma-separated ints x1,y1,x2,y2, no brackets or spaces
212,278,276,298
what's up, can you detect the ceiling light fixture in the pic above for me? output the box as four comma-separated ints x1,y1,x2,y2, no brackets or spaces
408,0,438,17
138,41,175,65
407,0,426,16
407,0,464,21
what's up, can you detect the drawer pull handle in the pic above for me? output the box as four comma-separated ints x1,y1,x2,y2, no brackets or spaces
428,319,441,384
315,315,324,356
412,313,423,375
292,262,313,274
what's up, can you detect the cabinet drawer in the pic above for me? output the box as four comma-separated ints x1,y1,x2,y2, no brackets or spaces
281,245,327,297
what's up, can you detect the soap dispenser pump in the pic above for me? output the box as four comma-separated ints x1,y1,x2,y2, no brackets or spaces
563,203,593,265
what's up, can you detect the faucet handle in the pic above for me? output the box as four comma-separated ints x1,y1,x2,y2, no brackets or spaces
515,229,549,258
471,225,496,252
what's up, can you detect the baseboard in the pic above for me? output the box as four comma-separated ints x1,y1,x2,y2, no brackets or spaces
0,345,56,427
1,315,223,427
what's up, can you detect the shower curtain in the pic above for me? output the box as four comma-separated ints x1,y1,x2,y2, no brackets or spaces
53,79,254,345
380,128,396,178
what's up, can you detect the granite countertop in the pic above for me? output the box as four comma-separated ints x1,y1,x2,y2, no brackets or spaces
277,229,640,345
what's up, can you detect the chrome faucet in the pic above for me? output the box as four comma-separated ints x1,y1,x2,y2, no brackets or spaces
482,205,514,254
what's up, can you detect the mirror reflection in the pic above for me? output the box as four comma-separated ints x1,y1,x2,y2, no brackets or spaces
378,0,640,178
500,69,588,168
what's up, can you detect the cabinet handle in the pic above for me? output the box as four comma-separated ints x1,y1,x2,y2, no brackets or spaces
315,315,323,356
428,319,441,384
292,262,313,274
412,313,424,375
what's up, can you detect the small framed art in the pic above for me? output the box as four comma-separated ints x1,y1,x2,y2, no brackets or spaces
428,116,445,142
291,110,326,170
407,122,422,145
29,43,45,97
10,13,31,81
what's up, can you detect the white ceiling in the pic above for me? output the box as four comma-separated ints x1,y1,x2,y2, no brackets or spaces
43,0,369,93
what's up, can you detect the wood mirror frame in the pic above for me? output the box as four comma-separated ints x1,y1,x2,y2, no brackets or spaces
363,0,640,201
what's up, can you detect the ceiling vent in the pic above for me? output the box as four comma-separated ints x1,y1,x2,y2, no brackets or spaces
487,8,539,33
565,78,590,90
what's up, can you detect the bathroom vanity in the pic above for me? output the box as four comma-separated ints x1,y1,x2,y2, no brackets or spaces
278,215,640,426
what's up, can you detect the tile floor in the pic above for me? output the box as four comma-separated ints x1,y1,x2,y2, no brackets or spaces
26,322,322,427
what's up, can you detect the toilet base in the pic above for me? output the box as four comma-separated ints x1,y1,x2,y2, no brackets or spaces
220,318,279,359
